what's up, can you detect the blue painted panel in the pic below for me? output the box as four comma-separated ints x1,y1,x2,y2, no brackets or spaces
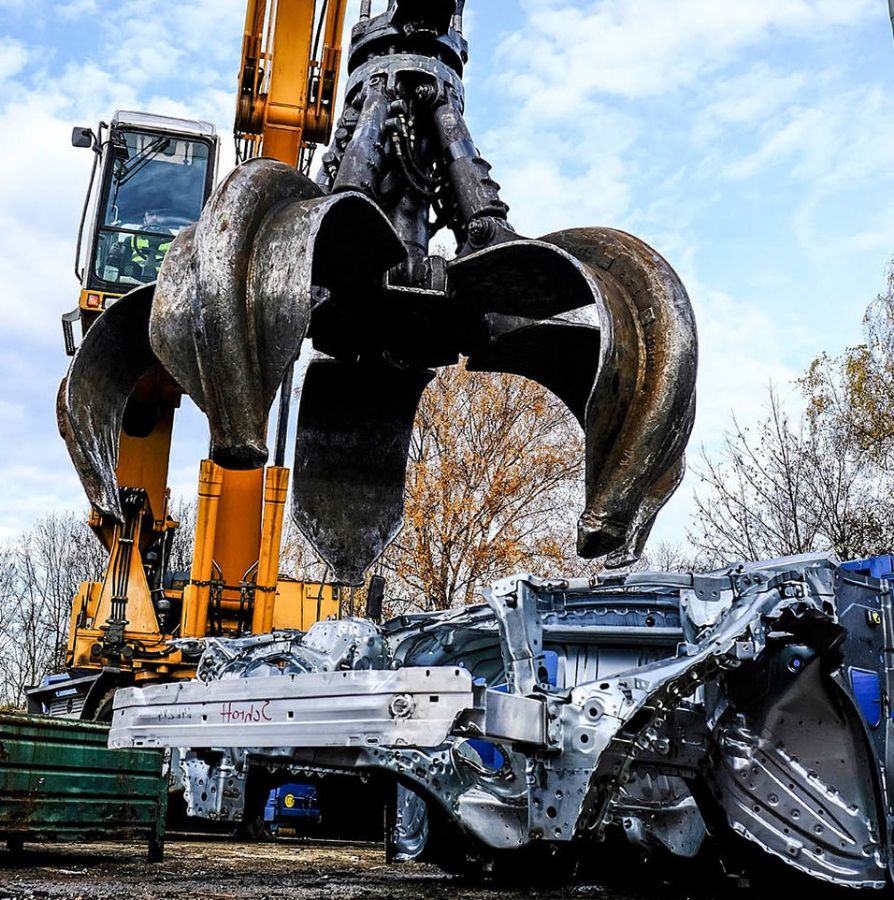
264,783,320,823
849,668,882,729
842,555,894,580
466,739,506,770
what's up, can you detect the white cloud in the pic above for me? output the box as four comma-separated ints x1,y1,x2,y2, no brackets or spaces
0,39,28,82
694,64,809,143
691,288,806,441
728,84,894,183
499,0,876,104
57,0,97,19
0,19,243,538
103,0,245,83
482,102,638,235
714,81,894,268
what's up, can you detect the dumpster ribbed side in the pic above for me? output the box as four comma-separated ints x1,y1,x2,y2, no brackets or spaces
0,712,166,860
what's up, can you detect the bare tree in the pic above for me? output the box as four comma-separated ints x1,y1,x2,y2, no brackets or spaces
701,265,894,565
166,496,197,576
802,265,894,464
635,541,715,573
0,512,106,707
691,387,894,564
0,545,19,710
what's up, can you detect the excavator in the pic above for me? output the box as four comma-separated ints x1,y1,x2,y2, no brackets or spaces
94,7,894,887
46,0,698,725
86,0,700,856
16,0,754,874
30,0,352,721
60,0,697,593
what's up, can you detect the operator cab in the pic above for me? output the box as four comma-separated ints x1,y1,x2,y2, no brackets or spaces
64,111,219,354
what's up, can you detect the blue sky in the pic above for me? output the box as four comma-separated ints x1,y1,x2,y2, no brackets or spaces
0,0,893,554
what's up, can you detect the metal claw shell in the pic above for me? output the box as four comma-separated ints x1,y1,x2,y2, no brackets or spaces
150,159,323,469
292,358,434,585
58,284,158,521
151,158,409,472
469,228,697,564
543,227,697,560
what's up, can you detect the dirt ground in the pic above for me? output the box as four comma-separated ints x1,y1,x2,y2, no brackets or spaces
0,837,718,900
1,835,880,900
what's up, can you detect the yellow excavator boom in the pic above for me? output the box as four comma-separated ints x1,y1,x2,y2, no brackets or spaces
235,0,349,170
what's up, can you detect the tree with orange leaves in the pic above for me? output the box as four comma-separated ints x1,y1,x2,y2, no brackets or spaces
801,266,894,465
378,364,588,611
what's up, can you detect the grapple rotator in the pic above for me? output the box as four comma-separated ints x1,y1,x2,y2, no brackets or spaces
59,0,698,585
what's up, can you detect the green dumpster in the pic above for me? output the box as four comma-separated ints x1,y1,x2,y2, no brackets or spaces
0,712,166,860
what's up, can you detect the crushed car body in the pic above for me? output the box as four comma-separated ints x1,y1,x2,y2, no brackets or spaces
110,553,894,888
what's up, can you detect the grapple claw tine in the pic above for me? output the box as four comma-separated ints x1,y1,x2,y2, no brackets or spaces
150,159,324,469
466,313,602,424
468,228,696,564
448,239,601,321
58,284,157,521
248,191,406,394
602,451,689,570
292,358,433,585
542,228,698,561
149,223,203,405
151,158,408,470
281,191,409,361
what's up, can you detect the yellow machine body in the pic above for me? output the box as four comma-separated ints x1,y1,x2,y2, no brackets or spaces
56,2,350,712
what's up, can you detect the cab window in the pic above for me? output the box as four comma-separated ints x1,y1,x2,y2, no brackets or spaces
93,132,210,288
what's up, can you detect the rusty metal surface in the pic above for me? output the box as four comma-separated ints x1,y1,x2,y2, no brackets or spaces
446,239,600,320
542,228,697,564
466,314,602,422
0,713,165,858
149,159,322,469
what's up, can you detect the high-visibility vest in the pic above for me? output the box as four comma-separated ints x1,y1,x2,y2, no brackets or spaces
130,233,172,265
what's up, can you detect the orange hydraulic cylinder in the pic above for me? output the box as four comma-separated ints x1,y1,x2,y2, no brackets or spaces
252,466,290,634
181,460,224,637
213,467,264,586
304,0,349,143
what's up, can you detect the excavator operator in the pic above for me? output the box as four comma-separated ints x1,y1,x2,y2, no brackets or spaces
109,210,174,281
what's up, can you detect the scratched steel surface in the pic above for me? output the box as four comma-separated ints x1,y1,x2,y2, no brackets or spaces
0,713,166,859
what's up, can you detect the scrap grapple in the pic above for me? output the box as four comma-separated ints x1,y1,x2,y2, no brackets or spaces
59,0,697,584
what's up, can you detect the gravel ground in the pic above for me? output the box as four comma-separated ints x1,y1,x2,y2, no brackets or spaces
0,838,716,900
0,837,875,900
